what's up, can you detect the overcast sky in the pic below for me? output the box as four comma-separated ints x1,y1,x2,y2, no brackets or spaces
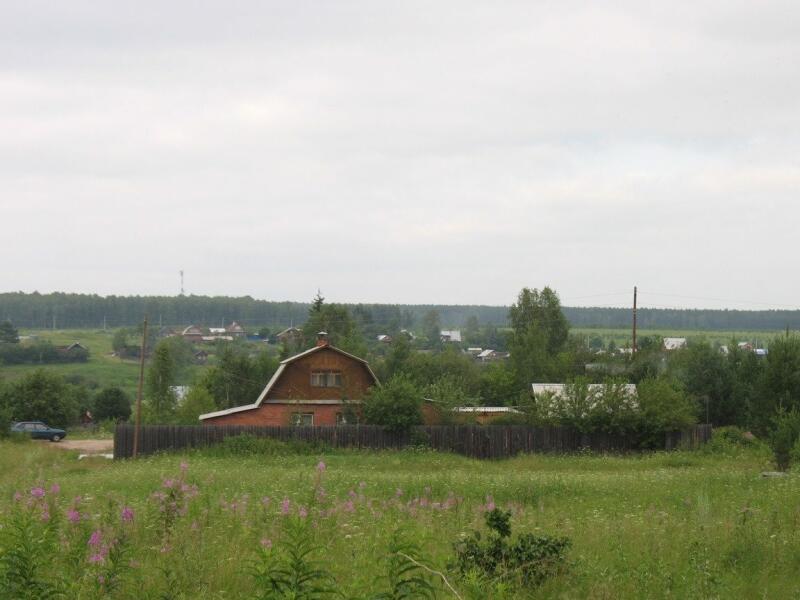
2,1,799,310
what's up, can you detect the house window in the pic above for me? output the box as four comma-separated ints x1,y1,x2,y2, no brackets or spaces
291,412,314,426
310,371,342,387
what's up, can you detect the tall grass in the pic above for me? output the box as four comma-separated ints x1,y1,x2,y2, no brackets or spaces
0,441,798,598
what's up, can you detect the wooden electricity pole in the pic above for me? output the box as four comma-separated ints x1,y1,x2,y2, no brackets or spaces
632,286,638,354
132,316,148,458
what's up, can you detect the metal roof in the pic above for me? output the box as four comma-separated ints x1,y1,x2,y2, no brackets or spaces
531,383,637,396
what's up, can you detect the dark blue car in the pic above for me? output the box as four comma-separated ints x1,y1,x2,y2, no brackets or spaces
11,421,67,442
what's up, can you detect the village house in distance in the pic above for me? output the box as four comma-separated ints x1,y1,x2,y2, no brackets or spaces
199,332,379,426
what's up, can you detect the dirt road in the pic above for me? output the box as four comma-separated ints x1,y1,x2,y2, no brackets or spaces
49,439,114,453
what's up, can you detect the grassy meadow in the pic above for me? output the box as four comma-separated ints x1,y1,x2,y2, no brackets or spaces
3,329,210,397
1,439,798,598
572,327,788,349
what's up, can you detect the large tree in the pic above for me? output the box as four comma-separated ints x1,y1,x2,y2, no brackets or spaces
303,295,366,356
200,346,279,410
422,310,442,351
145,340,177,421
679,342,734,426
0,369,80,427
760,333,800,421
0,321,19,344
508,287,570,385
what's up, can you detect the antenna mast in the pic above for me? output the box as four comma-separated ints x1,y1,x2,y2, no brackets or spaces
632,286,638,354
180,270,185,295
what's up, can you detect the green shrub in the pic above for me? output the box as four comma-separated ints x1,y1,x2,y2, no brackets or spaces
452,508,570,587
363,374,423,434
702,426,761,456
93,387,132,422
770,409,800,471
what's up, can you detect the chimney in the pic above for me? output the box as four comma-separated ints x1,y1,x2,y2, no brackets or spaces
316,331,329,347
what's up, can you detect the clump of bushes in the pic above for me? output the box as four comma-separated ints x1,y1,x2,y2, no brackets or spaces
452,508,570,587
702,426,763,456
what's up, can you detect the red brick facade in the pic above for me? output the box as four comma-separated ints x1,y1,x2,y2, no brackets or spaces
202,402,356,426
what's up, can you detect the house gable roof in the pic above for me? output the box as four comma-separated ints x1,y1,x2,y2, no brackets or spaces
199,344,379,421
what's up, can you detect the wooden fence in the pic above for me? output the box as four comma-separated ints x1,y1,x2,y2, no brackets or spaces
114,424,712,460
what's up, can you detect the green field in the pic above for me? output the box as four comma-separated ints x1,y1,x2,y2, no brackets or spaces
0,439,798,598
572,327,787,348
2,329,209,397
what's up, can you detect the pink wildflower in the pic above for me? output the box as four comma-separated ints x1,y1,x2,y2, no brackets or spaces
89,554,104,564
40,509,50,522
485,495,496,512
121,506,134,523
162,478,175,489
260,538,272,549
88,530,102,547
13,492,22,502
344,500,355,513
67,509,81,523
298,506,308,518
281,498,291,515
49,483,60,495
180,461,189,473
316,461,326,472
30,487,45,498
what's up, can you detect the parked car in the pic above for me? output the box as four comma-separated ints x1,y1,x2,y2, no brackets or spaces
10,421,67,442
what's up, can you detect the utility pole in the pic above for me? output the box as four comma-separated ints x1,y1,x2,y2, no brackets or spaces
180,270,184,295
632,286,638,355
132,316,148,459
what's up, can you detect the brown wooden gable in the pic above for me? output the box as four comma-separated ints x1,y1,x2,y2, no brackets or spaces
265,346,376,402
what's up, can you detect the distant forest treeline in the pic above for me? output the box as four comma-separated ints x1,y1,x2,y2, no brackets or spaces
1,292,799,332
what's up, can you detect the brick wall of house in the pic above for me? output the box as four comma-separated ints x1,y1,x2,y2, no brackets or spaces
203,402,359,426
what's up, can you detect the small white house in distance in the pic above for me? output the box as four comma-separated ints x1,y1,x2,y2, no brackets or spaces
531,383,638,398
440,330,462,343
663,337,687,351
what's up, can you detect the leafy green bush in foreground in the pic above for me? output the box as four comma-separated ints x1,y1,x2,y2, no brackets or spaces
453,508,570,587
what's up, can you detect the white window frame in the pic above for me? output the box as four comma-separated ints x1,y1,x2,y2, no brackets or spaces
310,371,342,388
291,412,314,426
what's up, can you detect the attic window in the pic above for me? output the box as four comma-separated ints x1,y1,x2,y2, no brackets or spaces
311,371,342,387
